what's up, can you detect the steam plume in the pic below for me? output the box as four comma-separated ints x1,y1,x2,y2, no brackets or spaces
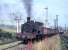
23,0,32,17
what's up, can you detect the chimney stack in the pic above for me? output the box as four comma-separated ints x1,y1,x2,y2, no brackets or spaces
27,17,30,23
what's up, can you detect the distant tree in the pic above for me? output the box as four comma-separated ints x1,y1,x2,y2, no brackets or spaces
0,29,2,32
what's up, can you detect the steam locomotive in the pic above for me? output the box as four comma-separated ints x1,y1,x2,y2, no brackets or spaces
16,17,59,43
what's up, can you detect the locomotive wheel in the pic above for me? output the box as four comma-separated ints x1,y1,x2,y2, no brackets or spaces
24,40,28,44
21,37,28,44
32,38,35,43
22,39,28,44
36,37,40,42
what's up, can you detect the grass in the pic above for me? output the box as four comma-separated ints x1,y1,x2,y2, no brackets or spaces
0,28,17,46
3,28,16,33
0,28,16,37
33,34,61,50
64,32,68,36
60,35,68,50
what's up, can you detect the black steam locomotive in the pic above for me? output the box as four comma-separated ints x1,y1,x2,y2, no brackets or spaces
16,17,59,43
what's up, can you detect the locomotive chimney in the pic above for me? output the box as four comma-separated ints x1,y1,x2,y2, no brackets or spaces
27,17,30,23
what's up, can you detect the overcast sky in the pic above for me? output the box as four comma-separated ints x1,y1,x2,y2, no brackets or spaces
0,0,68,27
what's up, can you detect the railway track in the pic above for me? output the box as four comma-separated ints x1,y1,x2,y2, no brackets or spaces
3,44,27,50
1,41,33,50
0,41,23,50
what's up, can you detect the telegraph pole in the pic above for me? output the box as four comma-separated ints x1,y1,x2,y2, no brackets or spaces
14,16,22,33
44,7,49,50
65,24,66,32
45,7,49,27
43,7,49,35
54,15,58,32
56,15,58,30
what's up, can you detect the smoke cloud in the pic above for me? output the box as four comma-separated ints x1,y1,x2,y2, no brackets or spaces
23,0,32,17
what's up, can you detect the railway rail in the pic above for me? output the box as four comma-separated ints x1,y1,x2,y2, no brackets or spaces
1,41,33,50
0,41,22,50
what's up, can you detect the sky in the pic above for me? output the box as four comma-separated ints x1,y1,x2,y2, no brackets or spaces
0,0,68,27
